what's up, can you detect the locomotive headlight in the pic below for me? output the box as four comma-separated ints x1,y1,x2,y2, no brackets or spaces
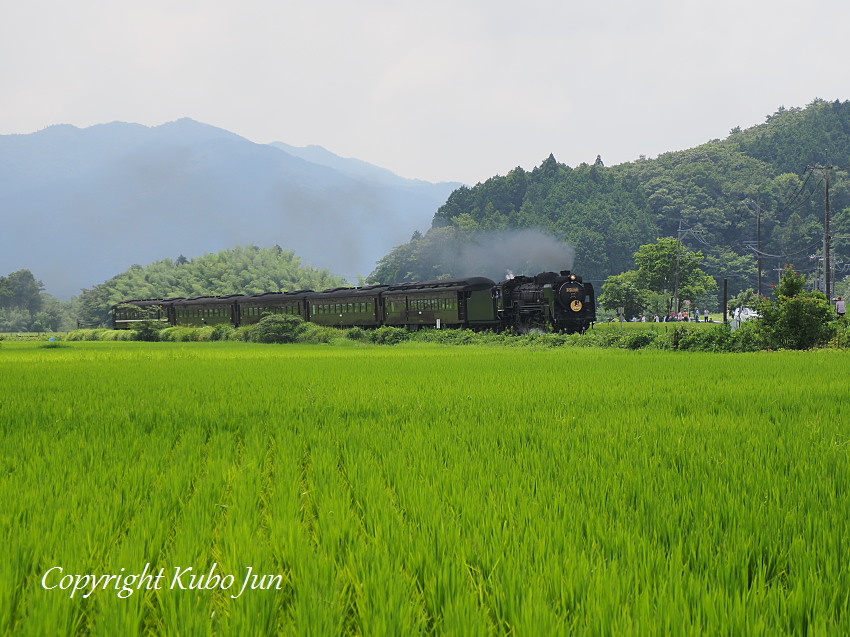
569,274,576,281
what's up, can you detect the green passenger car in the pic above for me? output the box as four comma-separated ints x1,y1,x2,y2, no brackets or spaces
237,291,313,326
112,299,180,329
307,285,388,327
173,295,239,327
382,277,497,329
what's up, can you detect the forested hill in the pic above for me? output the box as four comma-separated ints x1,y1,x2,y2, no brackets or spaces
370,99,850,296
75,245,345,325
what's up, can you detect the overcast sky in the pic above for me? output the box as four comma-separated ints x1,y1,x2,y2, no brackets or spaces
3,1,848,185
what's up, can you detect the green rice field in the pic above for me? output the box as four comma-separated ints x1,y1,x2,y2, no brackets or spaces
2,341,849,635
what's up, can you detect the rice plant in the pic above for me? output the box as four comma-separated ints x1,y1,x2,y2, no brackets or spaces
1,341,848,635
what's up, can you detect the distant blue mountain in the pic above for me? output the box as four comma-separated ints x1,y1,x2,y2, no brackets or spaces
0,118,461,298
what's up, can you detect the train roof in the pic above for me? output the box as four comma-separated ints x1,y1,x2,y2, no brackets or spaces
242,290,315,303
385,277,495,293
311,284,391,299
179,294,246,305
112,297,186,308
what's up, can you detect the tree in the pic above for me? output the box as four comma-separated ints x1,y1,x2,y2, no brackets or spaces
599,271,646,319
0,269,44,314
758,266,836,349
633,238,718,309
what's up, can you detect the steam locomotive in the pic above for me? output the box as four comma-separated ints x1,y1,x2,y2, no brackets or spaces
112,270,595,334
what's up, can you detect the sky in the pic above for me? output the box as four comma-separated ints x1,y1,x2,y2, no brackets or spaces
3,0,849,185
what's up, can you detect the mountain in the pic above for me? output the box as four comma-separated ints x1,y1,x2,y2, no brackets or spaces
0,119,461,299
371,99,850,299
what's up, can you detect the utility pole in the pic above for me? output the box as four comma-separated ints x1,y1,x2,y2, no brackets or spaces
673,220,682,313
826,167,832,299
809,165,833,298
742,199,764,296
672,220,702,313
756,200,762,296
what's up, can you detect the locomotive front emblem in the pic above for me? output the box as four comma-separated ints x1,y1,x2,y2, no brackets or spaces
570,300,582,312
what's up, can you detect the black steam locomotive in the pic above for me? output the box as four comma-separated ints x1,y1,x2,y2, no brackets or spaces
112,270,595,334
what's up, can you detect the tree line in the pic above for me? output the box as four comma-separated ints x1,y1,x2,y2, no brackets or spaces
370,99,850,302
0,270,72,332
1,246,345,331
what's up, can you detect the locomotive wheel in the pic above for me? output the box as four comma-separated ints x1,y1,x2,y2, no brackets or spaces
516,312,547,334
